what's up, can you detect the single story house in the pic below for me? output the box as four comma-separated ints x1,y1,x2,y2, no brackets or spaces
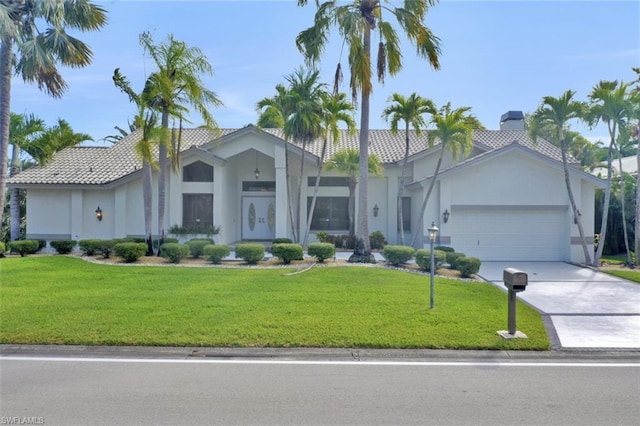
7,111,606,262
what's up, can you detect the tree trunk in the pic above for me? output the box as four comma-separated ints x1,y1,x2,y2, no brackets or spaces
295,139,308,244
285,142,297,242
616,144,632,264
157,108,169,253
0,34,14,233
356,26,372,256
302,137,328,248
594,140,615,265
142,159,154,255
9,143,21,240
397,123,410,245
348,180,356,237
411,144,446,247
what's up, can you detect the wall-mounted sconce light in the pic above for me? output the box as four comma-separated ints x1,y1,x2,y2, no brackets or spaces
443,208,450,224
373,204,379,217
95,206,103,221
254,150,260,180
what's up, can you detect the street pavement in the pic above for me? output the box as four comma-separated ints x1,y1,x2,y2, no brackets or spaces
478,262,640,349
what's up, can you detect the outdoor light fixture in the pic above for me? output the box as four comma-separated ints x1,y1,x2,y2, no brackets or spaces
95,206,103,221
443,209,450,224
428,221,439,309
254,151,260,180
373,204,379,217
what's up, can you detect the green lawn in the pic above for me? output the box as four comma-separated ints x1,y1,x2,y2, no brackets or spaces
604,269,640,283
0,256,549,350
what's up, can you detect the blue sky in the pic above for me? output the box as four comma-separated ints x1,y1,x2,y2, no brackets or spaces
9,0,640,145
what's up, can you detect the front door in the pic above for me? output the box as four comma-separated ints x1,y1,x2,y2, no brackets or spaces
242,196,276,240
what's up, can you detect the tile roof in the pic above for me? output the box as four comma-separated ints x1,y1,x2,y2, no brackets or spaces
8,126,567,186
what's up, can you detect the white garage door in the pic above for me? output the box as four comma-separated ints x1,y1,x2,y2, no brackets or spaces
449,206,568,261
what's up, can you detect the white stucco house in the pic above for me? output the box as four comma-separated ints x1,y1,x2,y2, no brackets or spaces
7,112,606,263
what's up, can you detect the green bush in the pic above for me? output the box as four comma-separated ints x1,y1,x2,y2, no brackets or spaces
446,252,466,270
435,245,455,253
113,242,147,263
153,237,179,250
203,244,230,264
8,240,40,257
272,238,292,244
98,240,116,258
457,256,482,278
112,238,136,245
160,243,191,264
79,239,102,256
0,242,5,257
37,240,47,251
271,243,304,265
186,238,214,258
50,240,76,254
369,231,387,250
307,242,335,263
235,243,265,265
382,245,416,266
415,249,447,272
315,231,328,243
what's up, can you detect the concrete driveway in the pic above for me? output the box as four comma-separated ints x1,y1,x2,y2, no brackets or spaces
478,262,640,349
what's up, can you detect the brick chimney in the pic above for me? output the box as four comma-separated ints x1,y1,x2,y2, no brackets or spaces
500,111,525,130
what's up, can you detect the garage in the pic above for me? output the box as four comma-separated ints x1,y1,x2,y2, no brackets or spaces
448,205,569,261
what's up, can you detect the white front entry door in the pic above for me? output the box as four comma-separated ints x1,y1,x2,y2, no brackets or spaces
242,196,276,240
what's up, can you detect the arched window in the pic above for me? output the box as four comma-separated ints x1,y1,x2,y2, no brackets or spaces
183,161,213,182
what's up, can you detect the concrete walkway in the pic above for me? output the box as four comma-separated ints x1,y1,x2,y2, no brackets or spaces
478,262,640,349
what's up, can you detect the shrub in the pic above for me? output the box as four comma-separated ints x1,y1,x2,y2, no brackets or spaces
112,238,136,245
160,243,191,264
98,240,116,258
235,243,265,265
153,237,178,250
382,245,416,266
113,242,147,263
369,231,387,250
457,256,481,278
8,240,40,257
186,238,214,258
0,242,5,257
271,243,304,265
415,249,447,272
79,239,102,256
203,244,230,264
308,242,335,263
315,232,328,243
434,245,455,253
446,252,467,270
321,234,355,249
272,238,292,244
50,240,76,254
37,240,47,251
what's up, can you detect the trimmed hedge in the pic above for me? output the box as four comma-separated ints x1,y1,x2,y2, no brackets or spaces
98,240,116,258
446,252,467,270
8,240,40,257
307,242,335,263
113,242,147,263
457,256,482,278
435,245,455,253
382,245,416,267
272,238,292,244
160,243,191,264
50,240,76,254
186,238,214,258
79,239,102,256
203,244,230,264
235,243,265,265
0,242,5,257
415,249,447,272
369,231,387,250
271,243,303,265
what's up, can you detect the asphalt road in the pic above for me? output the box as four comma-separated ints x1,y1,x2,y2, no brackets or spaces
1,351,639,426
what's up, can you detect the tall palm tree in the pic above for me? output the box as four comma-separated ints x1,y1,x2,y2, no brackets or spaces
0,0,107,231
382,92,435,244
530,90,592,265
9,112,45,240
410,103,477,247
22,119,92,165
325,148,383,238
302,91,356,247
586,80,637,265
138,31,222,249
297,0,441,259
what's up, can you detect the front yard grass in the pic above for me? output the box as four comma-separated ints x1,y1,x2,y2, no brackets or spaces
603,269,640,283
0,256,549,350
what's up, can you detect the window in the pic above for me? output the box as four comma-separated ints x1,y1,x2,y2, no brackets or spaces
307,177,349,187
183,161,213,182
183,194,213,227
242,181,276,192
398,197,411,232
307,197,349,231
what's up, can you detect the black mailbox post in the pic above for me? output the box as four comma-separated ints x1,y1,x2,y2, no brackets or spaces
502,268,528,336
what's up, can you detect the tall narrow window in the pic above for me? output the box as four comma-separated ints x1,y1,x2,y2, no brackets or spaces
183,161,213,182
398,197,411,232
307,197,349,231
183,194,213,228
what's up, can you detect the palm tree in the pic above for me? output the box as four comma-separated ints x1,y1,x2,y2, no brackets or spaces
0,0,107,231
297,0,441,259
325,148,383,238
138,31,222,249
9,112,45,240
586,80,637,265
530,90,592,265
382,92,435,244
410,103,478,247
302,91,356,247
22,119,92,165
